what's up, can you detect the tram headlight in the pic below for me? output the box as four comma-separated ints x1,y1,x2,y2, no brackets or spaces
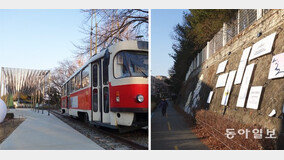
116,91,120,102
136,95,144,103
116,96,120,102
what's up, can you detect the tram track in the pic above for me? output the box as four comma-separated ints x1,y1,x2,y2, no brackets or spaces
50,110,148,150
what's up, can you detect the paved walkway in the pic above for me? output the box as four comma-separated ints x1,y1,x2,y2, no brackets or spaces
151,100,208,150
0,108,104,150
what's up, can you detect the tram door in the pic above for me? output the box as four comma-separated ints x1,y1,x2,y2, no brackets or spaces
92,62,101,121
92,59,110,123
101,58,110,124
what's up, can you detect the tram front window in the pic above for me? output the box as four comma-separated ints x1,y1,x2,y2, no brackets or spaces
114,51,148,78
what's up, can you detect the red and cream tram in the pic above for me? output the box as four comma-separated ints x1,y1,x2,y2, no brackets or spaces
61,40,148,128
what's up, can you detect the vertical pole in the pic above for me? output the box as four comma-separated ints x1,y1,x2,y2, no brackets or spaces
116,10,119,41
34,91,36,108
31,93,33,109
206,42,210,58
33,92,34,108
36,90,38,107
4,75,6,101
257,9,263,20
43,75,45,105
90,9,94,58
223,23,227,47
196,53,199,67
39,90,41,106
95,9,98,55
237,10,240,34
48,73,51,108
34,91,35,108
37,90,39,106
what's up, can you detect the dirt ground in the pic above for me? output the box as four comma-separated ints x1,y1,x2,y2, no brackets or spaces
192,110,278,150
0,118,25,144
174,104,278,150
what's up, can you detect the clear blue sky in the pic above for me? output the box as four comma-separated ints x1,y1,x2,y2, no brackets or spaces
0,9,187,76
0,9,85,70
151,9,188,77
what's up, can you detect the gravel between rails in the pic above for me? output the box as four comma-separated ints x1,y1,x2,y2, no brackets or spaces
51,110,148,150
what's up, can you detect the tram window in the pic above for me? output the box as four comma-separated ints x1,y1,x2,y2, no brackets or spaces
93,64,98,87
62,99,66,108
62,85,65,96
68,81,71,94
64,84,67,96
93,89,98,112
103,55,109,85
75,73,81,90
103,87,109,113
67,81,70,95
67,97,70,108
103,61,109,85
71,77,75,92
114,51,148,78
82,65,90,88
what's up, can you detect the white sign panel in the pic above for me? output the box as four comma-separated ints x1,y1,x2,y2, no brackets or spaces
249,32,277,61
236,63,255,107
269,109,276,117
184,92,192,114
221,70,236,106
216,60,228,74
246,86,263,110
216,72,228,88
71,96,78,108
234,47,251,84
185,92,192,107
268,53,284,79
207,91,214,104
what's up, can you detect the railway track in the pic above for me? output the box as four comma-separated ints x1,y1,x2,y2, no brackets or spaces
50,110,148,150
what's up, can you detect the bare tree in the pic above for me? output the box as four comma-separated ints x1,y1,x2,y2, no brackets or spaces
74,9,148,57
50,59,80,91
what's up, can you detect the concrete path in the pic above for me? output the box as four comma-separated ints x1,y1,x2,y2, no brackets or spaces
151,100,208,150
0,108,104,150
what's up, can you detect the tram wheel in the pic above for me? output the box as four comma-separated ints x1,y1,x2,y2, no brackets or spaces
83,113,89,122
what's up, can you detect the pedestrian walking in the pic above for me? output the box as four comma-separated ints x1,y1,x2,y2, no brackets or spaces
159,98,168,117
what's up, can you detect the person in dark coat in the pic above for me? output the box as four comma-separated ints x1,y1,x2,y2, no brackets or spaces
159,98,168,116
